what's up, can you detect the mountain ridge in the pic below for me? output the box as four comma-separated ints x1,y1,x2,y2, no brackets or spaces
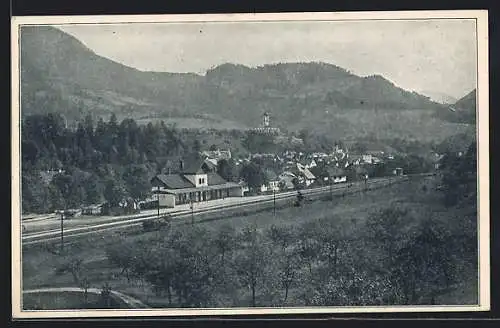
19,25,474,142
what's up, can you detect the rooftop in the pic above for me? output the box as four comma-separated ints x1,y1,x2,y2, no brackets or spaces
152,172,230,190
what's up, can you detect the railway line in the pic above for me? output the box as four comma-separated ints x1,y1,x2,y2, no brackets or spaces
21,174,430,247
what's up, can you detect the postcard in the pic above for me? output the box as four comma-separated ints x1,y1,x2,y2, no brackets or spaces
11,10,489,318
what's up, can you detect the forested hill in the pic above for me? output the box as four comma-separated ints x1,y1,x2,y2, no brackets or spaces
20,25,446,130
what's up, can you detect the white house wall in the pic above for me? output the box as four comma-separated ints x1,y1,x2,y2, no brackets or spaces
334,176,347,183
158,193,176,208
184,173,208,188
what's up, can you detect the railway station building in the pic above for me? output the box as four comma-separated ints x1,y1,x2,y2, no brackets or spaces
150,161,244,208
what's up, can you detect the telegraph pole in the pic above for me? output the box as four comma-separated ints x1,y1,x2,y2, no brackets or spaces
157,187,160,219
60,211,64,254
273,187,276,216
330,177,333,200
190,199,194,225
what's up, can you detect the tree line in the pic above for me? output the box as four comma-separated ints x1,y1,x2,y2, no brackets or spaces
21,113,185,213
20,113,288,213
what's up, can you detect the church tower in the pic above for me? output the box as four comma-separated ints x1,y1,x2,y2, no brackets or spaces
263,112,270,127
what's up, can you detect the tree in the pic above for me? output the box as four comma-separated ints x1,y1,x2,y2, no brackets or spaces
351,142,368,154
55,255,91,305
265,225,300,304
266,225,296,253
83,175,104,204
21,140,40,165
167,226,218,307
365,207,411,270
106,240,136,283
296,222,321,276
21,172,52,213
104,178,128,207
99,282,113,308
217,159,236,182
193,139,202,154
239,163,266,191
122,164,151,200
391,222,455,304
213,224,237,266
48,184,65,211
316,219,347,277
309,270,393,306
235,225,269,307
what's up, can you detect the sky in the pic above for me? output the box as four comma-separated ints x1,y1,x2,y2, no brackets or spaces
57,19,477,100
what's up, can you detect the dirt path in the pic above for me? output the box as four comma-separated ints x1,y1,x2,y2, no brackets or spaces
23,287,149,308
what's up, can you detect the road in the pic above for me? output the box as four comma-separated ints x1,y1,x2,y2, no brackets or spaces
23,287,149,308
20,174,423,246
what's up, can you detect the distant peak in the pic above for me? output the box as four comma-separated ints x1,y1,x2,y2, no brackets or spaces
364,74,386,81
209,63,251,71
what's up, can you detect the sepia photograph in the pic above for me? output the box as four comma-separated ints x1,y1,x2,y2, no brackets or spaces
11,11,489,318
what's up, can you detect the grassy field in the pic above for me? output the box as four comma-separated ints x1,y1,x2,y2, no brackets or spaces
23,290,127,310
134,117,249,130
21,175,478,308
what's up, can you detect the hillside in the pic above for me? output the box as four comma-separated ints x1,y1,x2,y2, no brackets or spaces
434,89,476,124
20,25,471,142
455,89,476,111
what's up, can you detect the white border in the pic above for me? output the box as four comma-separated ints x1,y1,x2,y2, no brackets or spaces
11,10,490,319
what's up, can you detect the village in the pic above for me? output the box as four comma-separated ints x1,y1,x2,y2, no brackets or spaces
23,113,451,221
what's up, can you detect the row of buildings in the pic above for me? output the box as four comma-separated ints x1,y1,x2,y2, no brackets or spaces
148,148,375,209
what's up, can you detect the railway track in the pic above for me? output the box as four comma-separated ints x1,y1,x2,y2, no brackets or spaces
21,174,428,247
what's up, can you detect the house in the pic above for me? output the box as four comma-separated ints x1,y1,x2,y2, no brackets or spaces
362,154,373,164
200,149,232,161
290,136,304,145
431,153,445,170
333,149,347,161
278,172,296,190
366,150,386,157
326,167,348,183
293,163,316,187
151,160,243,208
239,181,250,195
264,169,280,193
348,154,363,166
119,197,139,211
81,203,105,215
201,158,218,173
393,167,404,176
306,159,317,169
